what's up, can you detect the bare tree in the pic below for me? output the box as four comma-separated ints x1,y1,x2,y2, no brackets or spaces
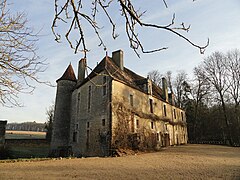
188,67,210,140
147,70,162,86
225,50,240,120
198,52,233,145
173,70,189,108
52,0,209,58
0,0,48,106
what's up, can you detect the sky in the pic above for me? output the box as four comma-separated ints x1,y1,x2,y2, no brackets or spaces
0,0,240,123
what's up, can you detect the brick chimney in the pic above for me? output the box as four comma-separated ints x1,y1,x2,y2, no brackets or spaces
112,50,124,70
78,58,86,83
162,77,168,102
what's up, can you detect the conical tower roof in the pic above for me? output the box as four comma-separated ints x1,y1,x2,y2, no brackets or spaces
56,64,77,82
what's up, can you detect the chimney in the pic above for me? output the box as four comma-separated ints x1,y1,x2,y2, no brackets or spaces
112,50,124,70
162,77,168,102
78,58,86,82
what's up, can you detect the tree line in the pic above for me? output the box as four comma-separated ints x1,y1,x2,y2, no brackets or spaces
148,49,240,146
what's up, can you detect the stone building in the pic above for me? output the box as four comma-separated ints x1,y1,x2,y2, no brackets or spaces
0,120,7,149
50,50,188,157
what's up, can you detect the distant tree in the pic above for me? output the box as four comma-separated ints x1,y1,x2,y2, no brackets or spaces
0,0,49,106
173,70,189,108
147,70,162,86
45,104,54,142
52,0,209,57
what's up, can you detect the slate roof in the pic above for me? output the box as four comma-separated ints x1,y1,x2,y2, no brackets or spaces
78,56,165,101
57,64,77,82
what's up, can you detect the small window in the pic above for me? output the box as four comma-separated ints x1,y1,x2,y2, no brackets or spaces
103,76,107,95
151,121,154,129
173,109,176,119
87,122,90,128
149,99,153,113
130,94,133,106
156,133,160,141
73,132,77,142
136,119,139,128
77,93,81,114
181,112,184,121
75,123,79,130
88,86,91,112
163,105,167,116
102,119,106,126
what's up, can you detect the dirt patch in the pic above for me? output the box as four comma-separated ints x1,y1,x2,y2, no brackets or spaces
0,144,239,179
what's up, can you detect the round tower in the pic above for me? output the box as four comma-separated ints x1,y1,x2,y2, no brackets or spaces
50,64,77,157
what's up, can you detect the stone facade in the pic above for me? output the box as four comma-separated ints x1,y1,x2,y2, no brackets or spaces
50,50,188,157
0,120,7,148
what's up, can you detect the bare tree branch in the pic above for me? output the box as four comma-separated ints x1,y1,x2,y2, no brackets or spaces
0,0,50,107
52,0,209,57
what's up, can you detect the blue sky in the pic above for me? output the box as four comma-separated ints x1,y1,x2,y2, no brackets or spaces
1,0,240,123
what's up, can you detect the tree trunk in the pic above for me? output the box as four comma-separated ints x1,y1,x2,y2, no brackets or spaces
220,94,233,146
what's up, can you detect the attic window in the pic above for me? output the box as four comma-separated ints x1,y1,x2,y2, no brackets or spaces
149,99,153,113
173,109,176,119
163,104,167,116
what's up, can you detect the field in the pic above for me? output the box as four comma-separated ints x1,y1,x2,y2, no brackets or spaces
5,130,46,139
0,144,239,179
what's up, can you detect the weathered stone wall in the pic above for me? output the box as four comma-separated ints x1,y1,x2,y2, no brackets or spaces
0,120,7,148
69,71,111,157
111,80,187,149
50,80,76,157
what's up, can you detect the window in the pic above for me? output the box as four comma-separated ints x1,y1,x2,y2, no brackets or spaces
163,104,167,116
102,119,106,126
136,119,139,129
87,122,90,128
173,109,176,119
77,93,81,114
156,133,160,141
73,132,77,142
149,99,153,113
181,112,184,121
75,123,79,130
88,86,91,112
86,130,90,150
130,94,133,106
151,121,154,129
103,76,107,95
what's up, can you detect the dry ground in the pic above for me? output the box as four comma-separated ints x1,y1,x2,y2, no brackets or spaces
0,144,239,180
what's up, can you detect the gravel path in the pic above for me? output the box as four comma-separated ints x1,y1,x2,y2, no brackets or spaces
0,144,239,179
